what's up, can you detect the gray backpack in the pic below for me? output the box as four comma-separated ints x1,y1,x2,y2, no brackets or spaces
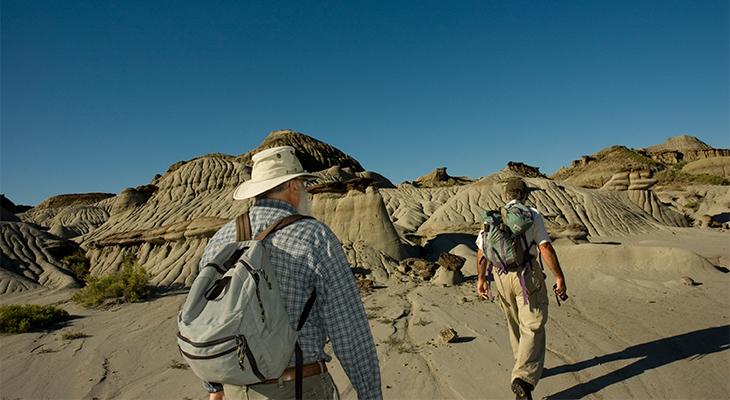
177,213,315,386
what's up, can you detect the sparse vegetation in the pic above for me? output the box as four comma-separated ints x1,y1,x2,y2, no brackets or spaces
169,360,189,370
684,201,700,211
71,255,151,308
61,330,90,340
655,169,729,187
62,252,91,283
0,304,70,334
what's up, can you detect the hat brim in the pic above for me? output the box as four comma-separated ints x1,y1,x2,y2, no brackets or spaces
232,172,318,200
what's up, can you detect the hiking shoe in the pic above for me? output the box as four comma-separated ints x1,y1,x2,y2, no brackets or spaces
511,378,533,400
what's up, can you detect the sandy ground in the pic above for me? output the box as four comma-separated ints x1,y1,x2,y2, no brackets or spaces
1,227,729,400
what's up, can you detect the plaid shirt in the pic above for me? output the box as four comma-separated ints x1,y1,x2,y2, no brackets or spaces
200,199,382,400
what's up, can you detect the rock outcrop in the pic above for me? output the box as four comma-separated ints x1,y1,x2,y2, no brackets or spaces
0,222,78,294
239,130,365,173
552,146,661,188
34,193,115,210
412,167,473,188
506,162,547,178
553,135,729,189
681,157,730,179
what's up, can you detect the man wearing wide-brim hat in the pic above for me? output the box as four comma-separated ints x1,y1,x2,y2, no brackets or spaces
202,146,382,400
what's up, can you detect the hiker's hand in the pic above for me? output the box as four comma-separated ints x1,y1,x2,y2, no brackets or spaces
477,277,490,301
554,276,567,299
209,391,224,400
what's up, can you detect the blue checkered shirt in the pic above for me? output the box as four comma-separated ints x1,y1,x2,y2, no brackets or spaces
200,199,382,400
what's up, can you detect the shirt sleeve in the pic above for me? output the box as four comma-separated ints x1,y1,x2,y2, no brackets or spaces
530,211,551,246
315,228,383,400
475,229,484,251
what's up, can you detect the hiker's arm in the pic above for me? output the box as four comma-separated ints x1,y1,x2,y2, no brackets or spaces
317,228,383,400
539,242,566,297
476,247,490,300
208,390,224,400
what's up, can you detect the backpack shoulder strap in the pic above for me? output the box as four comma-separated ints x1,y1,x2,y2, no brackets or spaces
255,214,314,241
235,212,252,241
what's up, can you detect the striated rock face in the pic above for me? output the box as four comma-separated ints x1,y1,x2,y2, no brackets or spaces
601,170,657,191
83,155,250,286
413,167,473,188
81,134,402,287
20,197,115,239
239,130,365,173
381,186,461,236
414,171,689,240
8,131,719,294
0,222,78,294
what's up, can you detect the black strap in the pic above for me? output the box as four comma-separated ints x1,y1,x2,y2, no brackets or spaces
295,342,303,400
297,289,317,331
294,289,316,400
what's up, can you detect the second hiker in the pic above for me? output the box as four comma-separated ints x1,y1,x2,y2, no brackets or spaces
475,177,567,400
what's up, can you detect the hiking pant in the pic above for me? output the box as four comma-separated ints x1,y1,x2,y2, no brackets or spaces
222,371,339,400
493,266,549,388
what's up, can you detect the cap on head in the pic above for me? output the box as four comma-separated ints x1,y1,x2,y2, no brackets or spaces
503,177,528,201
232,146,317,200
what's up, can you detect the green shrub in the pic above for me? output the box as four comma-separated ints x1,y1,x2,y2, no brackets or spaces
62,252,91,283
684,201,700,211
72,256,150,308
0,304,70,334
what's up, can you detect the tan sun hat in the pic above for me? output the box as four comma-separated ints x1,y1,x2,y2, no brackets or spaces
232,146,317,200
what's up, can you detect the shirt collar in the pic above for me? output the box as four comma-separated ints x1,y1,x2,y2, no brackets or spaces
253,198,297,214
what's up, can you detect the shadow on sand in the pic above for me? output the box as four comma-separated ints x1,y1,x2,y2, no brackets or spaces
544,325,730,399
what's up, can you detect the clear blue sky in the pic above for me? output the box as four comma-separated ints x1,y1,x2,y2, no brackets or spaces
2,0,728,206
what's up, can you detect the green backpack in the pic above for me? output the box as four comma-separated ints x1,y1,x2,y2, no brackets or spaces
482,202,535,273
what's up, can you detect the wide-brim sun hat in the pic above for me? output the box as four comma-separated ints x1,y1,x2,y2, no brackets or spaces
233,146,317,200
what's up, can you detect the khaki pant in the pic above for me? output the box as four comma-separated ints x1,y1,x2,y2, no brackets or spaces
223,371,339,400
493,266,549,388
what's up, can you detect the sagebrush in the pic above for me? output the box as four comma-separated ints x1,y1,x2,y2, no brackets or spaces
62,252,91,283
0,304,70,333
72,255,150,307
